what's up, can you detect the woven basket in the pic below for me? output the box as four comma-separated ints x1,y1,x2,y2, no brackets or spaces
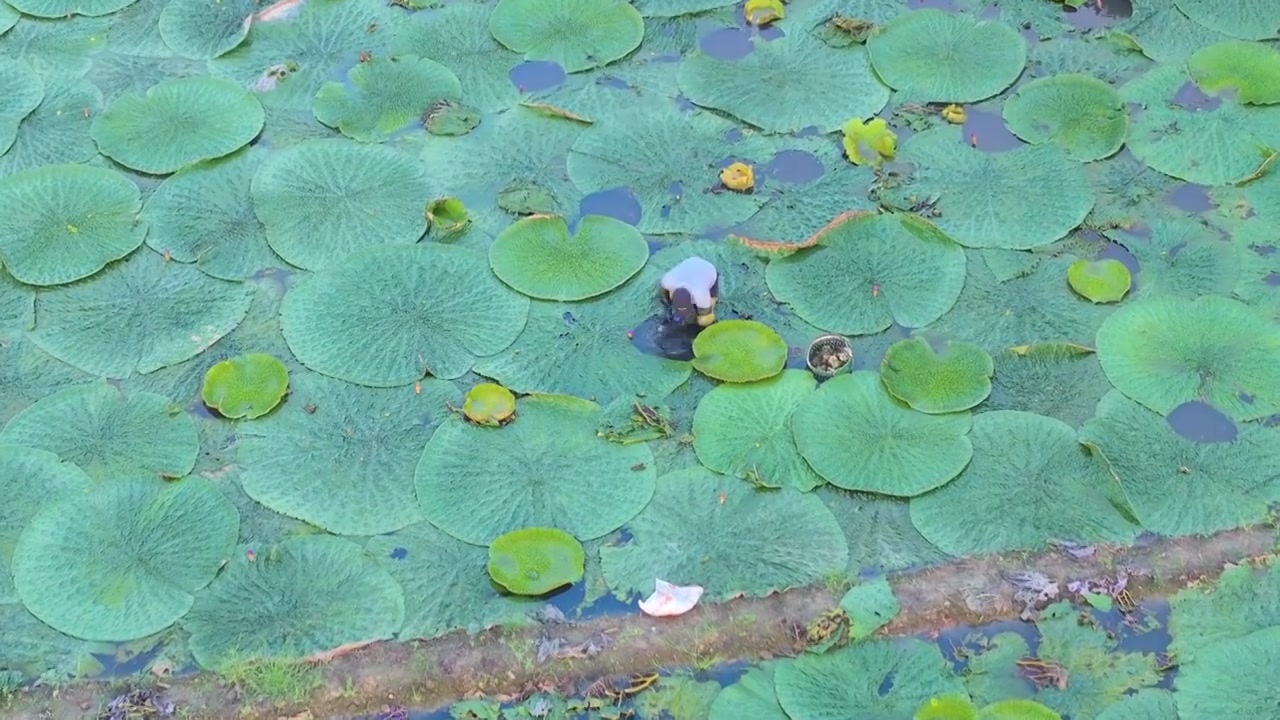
805,334,853,379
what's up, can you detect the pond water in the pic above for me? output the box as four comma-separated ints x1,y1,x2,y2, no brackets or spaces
0,0,1278,718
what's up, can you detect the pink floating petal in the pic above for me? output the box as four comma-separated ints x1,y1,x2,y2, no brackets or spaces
639,579,703,617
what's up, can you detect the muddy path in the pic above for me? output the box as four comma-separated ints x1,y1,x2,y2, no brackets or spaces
6,525,1274,720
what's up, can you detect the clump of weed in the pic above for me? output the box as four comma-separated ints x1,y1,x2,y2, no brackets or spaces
221,658,322,703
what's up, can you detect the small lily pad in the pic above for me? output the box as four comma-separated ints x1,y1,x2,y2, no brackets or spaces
488,526,585,596
692,320,788,383
427,197,470,236
200,353,290,420
489,0,644,73
1067,258,1132,303
880,337,994,414
463,383,516,427
1188,40,1280,105
488,214,649,301
313,55,462,142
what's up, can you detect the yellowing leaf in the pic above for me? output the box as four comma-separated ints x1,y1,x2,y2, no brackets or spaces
744,0,784,26
841,117,897,167
941,104,966,124
720,161,755,192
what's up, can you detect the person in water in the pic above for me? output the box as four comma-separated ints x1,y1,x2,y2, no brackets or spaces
660,256,719,327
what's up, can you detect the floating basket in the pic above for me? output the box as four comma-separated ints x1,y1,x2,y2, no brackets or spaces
806,334,853,379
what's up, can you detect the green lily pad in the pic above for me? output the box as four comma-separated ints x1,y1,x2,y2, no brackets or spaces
5,0,132,18
463,383,516,427
818,486,951,575
1103,220,1239,301
182,535,405,670
142,146,278,281
1032,603,1160,716
1188,41,1280,105
1002,74,1128,162
876,126,1094,249
1095,294,1280,421
979,700,1061,720
880,337,994,414
677,30,889,133
1067,258,1132,303
1080,390,1280,536
488,214,649,301
867,10,1026,102
200,353,289,420
692,320,788,383
709,665,788,720
0,380,198,482
1174,626,1280,720
838,577,900,641
0,163,145,286
692,370,824,491
986,342,1109,428
1096,689,1178,720
282,243,528,386
12,476,238,642
427,197,469,236
157,0,257,60
764,212,966,335
1168,562,1280,663
915,695,978,720
599,466,848,601
773,638,965,719
416,394,655,545
489,0,644,73
0,57,42,156
0,15,107,78
313,55,461,142
1173,0,1280,42
567,104,770,234
0,445,95,604
488,526,585,596
0,74,102,177
91,76,264,175
910,410,1139,555
793,372,973,497
251,138,432,271
1121,63,1280,185
392,4,522,113
366,522,537,640
29,249,253,379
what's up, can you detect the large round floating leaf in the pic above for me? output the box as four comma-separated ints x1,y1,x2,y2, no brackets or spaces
313,55,462,142
157,0,256,60
709,665,788,720
867,10,1026,102
567,104,771,234
142,147,278,282
910,411,1139,556
252,138,431,270
416,394,655,545
1188,41,1280,105
879,126,1093,249
599,466,847,601
1095,295,1280,421
488,527,585,596
1121,63,1280,185
986,343,1109,428
792,372,973,497
1067,258,1131,303
0,445,95,604
773,638,965,719
0,57,43,155
29,250,253,378
201,353,289,420
489,0,644,73
1002,74,1127,162
12,476,238,642
0,164,144,287
880,337,993,414
239,372,459,536
764,212,966,335
1080,390,1280,537
91,76,264,175
182,535,405,670
488,214,648,301
677,31,888,133
1173,0,1280,42
281,243,529,386
691,320,788,383
1173,626,1280,719
0,380,198,482
693,370,824,492
5,0,133,18
0,74,102,177
392,4,522,113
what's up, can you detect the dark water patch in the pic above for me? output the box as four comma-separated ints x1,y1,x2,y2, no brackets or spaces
631,315,700,361
1166,401,1238,443
1253,244,1277,256
963,108,1024,152
1166,184,1213,214
1110,221,1152,240
599,75,630,91
1094,241,1141,291
661,181,683,219
1266,271,1280,286
937,618,1041,673
509,61,565,93
904,0,961,10
96,641,165,679
765,149,825,184
1064,0,1131,30
1019,23,1041,45
676,94,697,113
578,187,642,226
700,26,753,60
794,125,823,138
1170,81,1220,111
724,127,744,143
